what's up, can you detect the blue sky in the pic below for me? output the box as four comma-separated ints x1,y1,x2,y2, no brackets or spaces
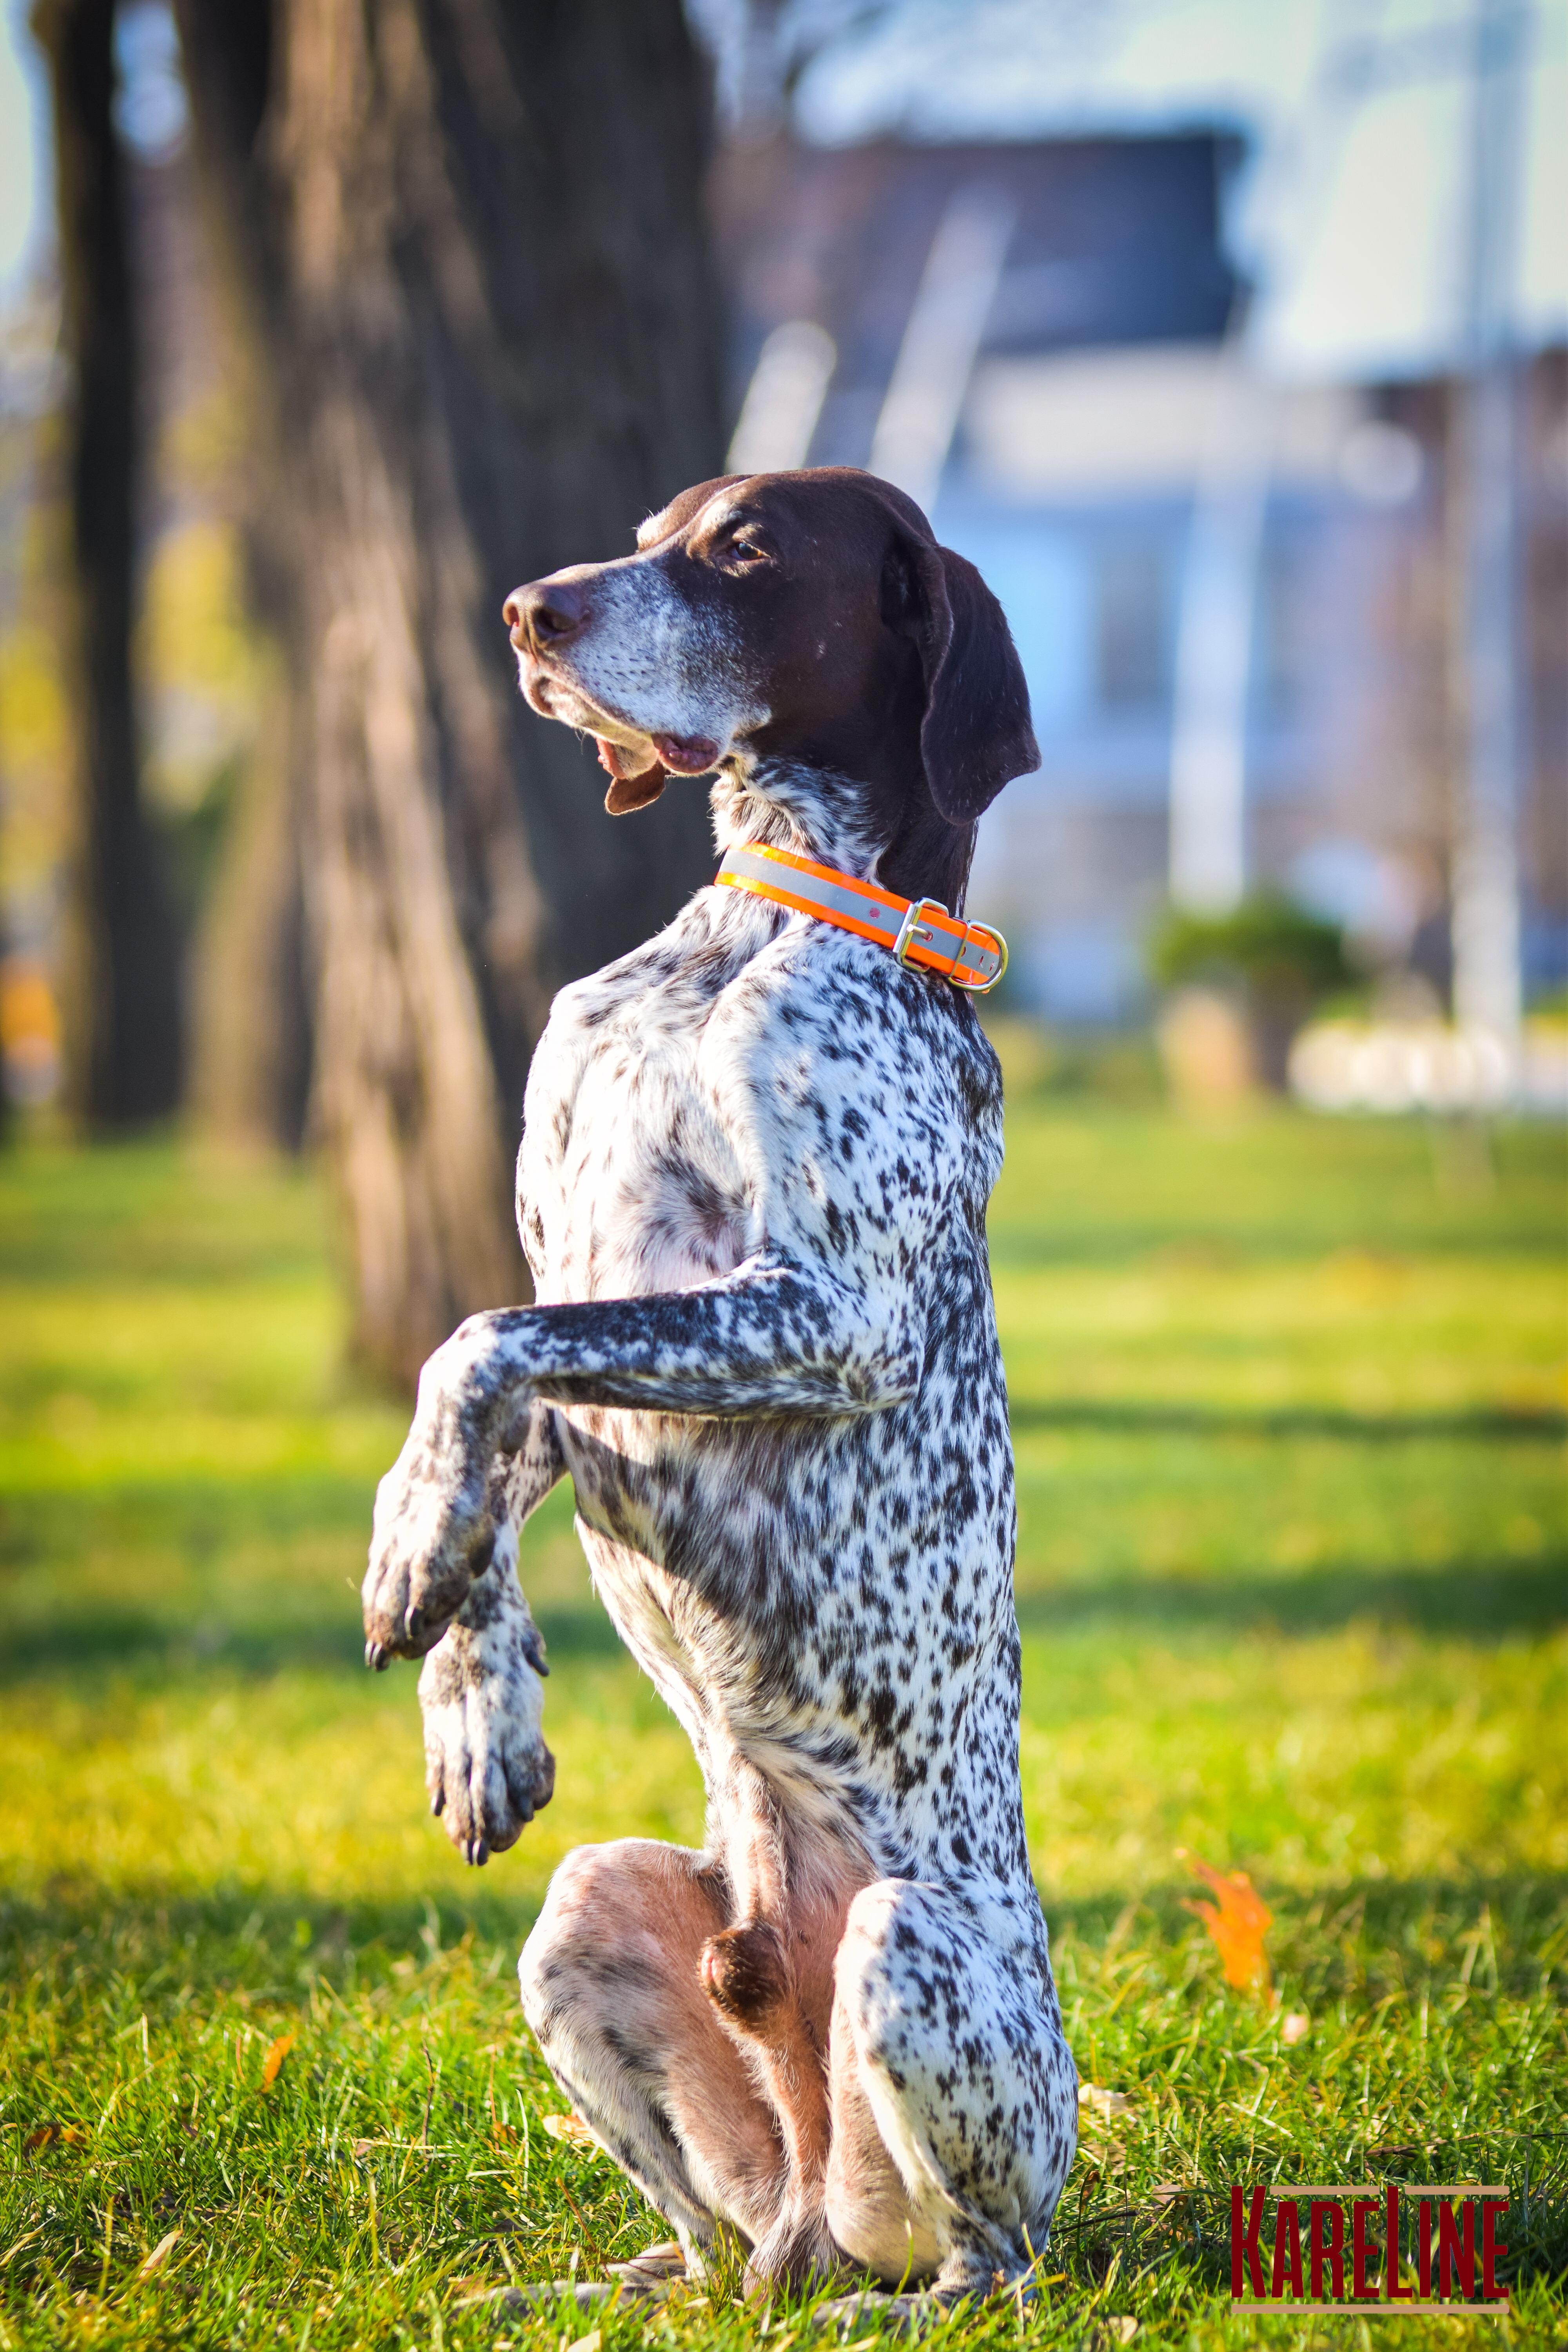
2,0,1565,377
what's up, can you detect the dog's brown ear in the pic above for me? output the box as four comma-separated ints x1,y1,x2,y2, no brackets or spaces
888,537,1038,825
604,766,668,814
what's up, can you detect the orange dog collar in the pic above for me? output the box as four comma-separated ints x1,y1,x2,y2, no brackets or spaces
716,842,1008,995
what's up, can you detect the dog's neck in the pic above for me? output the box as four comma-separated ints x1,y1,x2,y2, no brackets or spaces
710,758,885,881
709,756,973,913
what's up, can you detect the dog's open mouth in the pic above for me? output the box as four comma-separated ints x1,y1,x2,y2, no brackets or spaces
594,733,719,780
593,730,719,814
523,666,717,808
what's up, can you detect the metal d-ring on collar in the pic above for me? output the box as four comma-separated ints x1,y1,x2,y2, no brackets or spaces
964,925,1010,993
895,897,1009,995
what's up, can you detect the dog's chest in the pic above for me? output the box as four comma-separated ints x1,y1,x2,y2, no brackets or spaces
522,947,758,1302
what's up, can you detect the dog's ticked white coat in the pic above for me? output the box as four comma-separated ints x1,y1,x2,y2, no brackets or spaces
362,469,1077,2296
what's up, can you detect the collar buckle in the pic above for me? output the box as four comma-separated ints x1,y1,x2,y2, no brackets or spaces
893,898,952,976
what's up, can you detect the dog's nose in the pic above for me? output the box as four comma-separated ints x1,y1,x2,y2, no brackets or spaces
504,579,588,653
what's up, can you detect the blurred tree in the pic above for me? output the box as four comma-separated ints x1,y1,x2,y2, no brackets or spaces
34,0,183,1125
171,0,724,1384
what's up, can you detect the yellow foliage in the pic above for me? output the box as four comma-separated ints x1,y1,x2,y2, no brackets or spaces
139,520,256,700
0,626,68,775
138,518,267,811
0,623,71,895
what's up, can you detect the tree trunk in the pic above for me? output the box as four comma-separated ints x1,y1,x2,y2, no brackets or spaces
174,0,724,1385
187,658,312,1152
35,0,183,1125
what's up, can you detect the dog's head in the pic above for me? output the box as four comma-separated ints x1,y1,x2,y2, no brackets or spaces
504,468,1037,902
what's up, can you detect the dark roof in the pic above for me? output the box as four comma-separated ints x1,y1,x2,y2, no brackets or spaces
712,130,1247,466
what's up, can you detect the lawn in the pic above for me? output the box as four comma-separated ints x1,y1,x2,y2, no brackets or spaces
0,1102,1564,2349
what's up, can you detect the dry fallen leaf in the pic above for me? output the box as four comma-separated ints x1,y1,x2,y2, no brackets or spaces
1105,2319,1139,2345
136,2230,181,2282
260,2033,297,2091
1280,2010,1310,2045
1078,2085,1133,2123
449,2276,506,2305
566,2331,601,2352
1177,1848,1272,1992
542,2112,599,2150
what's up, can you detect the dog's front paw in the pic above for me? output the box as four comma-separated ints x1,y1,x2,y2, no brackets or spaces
362,1423,495,1667
416,1561,555,1863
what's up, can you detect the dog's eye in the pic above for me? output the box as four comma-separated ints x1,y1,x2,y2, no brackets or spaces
728,534,771,567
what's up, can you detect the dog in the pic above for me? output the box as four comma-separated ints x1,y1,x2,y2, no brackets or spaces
361,467,1078,2298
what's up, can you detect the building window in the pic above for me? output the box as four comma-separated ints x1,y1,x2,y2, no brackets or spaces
1093,537,1170,712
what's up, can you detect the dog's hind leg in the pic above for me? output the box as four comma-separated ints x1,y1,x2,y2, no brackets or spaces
699,1917,839,2288
824,1880,1078,2298
520,1840,786,2259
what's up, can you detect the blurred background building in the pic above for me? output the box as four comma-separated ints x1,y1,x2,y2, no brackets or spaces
701,0,1568,1038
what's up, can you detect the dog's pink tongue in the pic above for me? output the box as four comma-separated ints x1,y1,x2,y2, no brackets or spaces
594,736,659,782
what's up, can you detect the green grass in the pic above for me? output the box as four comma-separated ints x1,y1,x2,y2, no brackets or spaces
1,1107,1564,2349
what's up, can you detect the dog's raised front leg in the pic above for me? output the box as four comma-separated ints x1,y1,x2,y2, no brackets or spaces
363,1381,563,1668
363,1252,921,1664
417,1468,556,1865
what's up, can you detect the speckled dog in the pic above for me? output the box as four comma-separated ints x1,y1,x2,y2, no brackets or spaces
361,468,1078,2298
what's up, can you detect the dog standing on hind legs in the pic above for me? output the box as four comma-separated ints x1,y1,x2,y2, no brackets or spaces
361,466,1078,2298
